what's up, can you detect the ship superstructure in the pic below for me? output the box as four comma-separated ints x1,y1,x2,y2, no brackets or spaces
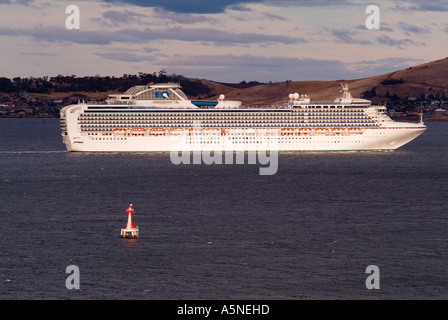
60,82,426,152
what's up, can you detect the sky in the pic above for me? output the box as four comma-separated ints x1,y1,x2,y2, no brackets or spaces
0,0,447,82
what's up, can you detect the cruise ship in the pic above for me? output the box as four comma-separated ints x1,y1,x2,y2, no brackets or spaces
60,82,426,152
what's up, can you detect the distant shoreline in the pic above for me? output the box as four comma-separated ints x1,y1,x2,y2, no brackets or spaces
392,115,448,122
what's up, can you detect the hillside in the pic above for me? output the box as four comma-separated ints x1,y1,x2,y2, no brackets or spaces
199,57,448,105
1,57,447,119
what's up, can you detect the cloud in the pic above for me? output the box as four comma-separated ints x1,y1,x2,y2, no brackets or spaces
4,0,50,7
397,22,432,35
10,0,33,5
95,51,151,62
0,25,307,46
103,9,148,25
125,26,307,45
173,27,304,44
355,23,394,32
262,12,288,21
102,0,358,14
156,54,426,82
157,54,366,81
91,9,149,27
349,57,423,75
392,0,448,12
1,0,443,82
417,2,448,11
103,0,261,14
152,7,216,24
330,28,373,45
105,0,448,15
21,52,56,56
227,4,252,11
0,26,124,45
376,34,426,47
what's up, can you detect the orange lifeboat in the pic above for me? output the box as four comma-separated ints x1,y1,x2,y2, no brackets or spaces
150,128,166,135
281,128,294,135
189,128,202,135
315,128,329,134
131,128,146,134
332,128,345,134
348,128,363,134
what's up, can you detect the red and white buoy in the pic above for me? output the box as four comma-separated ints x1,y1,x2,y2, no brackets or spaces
120,204,139,238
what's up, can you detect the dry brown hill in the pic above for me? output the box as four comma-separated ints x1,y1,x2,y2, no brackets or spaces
195,57,448,105
27,57,447,106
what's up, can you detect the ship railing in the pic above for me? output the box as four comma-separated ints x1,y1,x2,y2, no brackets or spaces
240,105,286,109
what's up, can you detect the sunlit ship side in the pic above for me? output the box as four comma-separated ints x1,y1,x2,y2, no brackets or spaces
60,82,426,152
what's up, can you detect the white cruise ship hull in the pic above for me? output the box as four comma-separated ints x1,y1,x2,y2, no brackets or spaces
63,127,425,152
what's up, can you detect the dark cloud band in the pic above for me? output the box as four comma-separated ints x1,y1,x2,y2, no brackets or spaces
102,0,262,14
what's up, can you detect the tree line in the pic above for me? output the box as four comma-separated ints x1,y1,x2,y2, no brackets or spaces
0,70,211,97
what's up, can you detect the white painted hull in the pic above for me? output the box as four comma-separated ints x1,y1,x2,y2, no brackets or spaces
63,127,426,152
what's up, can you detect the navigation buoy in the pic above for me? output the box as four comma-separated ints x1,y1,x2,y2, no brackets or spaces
120,204,139,239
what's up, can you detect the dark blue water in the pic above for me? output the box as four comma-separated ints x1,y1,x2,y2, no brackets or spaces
0,118,447,300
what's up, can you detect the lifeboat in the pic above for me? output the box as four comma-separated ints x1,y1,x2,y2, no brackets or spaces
113,129,127,134
189,128,202,135
299,128,312,133
348,128,363,134
332,128,346,134
150,128,166,135
281,128,295,135
131,128,147,134
315,128,329,134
